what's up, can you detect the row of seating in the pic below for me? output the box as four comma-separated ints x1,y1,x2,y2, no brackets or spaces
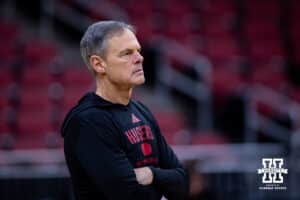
1,0,300,149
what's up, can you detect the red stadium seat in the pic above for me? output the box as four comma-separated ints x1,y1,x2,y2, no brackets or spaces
165,19,193,42
14,135,46,149
251,66,287,89
0,20,18,44
290,26,300,61
0,95,8,111
291,88,300,104
212,67,245,103
63,67,93,86
255,101,274,118
19,86,51,111
0,67,13,87
153,110,187,144
206,37,240,63
62,68,94,110
245,20,280,41
63,84,92,110
21,66,52,86
0,45,16,65
125,0,154,19
24,40,57,65
245,0,280,20
248,40,284,63
290,0,300,24
163,1,192,18
201,0,235,17
203,15,236,37
17,110,52,136
0,111,10,134
132,18,158,43
190,131,227,145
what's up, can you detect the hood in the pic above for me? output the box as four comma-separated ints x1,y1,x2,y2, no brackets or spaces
60,92,114,137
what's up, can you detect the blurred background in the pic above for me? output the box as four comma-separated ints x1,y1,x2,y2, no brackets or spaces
0,0,300,199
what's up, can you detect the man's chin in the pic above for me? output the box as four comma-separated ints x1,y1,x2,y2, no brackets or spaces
133,77,146,86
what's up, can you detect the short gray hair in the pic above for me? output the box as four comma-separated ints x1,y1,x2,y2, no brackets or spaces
80,20,135,75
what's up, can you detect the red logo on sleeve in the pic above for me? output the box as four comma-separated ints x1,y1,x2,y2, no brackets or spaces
140,142,152,156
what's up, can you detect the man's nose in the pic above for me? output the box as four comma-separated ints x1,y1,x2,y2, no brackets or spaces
134,51,144,63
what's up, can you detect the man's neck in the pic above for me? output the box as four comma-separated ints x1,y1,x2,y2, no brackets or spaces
95,79,133,105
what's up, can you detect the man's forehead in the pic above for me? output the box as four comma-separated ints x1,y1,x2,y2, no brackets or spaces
107,29,141,51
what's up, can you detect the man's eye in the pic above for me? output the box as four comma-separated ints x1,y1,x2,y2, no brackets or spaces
121,51,132,56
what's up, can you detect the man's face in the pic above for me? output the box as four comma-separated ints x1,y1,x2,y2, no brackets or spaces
102,28,145,89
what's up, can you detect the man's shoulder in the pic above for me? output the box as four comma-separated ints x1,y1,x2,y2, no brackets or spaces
131,99,157,123
75,106,111,121
131,99,151,112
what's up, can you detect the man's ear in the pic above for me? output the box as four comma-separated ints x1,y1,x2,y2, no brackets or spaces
89,55,106,74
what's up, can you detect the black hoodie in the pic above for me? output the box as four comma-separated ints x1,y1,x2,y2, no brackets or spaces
61,92,189,200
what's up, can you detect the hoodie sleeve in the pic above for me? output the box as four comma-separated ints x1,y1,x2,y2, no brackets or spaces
150,124,189,200
134,102,189,200
64,113,158,200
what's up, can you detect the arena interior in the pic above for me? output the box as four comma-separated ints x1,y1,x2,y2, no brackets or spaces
0,0,300,199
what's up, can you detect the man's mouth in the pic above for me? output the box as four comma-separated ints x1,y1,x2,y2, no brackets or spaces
133,68,144,73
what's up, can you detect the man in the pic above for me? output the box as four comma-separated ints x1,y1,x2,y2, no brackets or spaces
61,20,188,200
